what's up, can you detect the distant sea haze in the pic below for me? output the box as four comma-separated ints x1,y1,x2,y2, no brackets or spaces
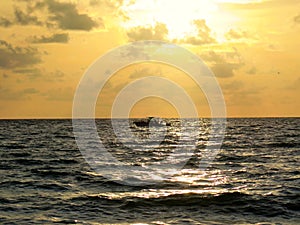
0,118,299,224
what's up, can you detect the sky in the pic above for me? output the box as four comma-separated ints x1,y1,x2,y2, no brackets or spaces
0,0,299,118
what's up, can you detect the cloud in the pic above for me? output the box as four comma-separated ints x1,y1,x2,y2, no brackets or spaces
221,80,263,106
129,67,161,79
22,88,39,95
46,70,65,82
0,87,39,100
225,29,252,40
246,66,257,75
0,0,102,31
89,0,133,19
294,13,300,24
0,17,13,27
13,68,42,79
179,19,215,45
127,22,168,41
219,0,300,10
90,0,101,6
12,68,65,81
119,44,151,60
41,0,101,31
13,68,41,74
0,8,42,27
210,63,237,78
30,33,69,44
14,8,43,26
0,40,41,69
200,50,243,78
90,0,125,8
222,80,244,91
266,44,282,52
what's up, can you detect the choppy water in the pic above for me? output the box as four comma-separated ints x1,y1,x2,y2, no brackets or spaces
0,118,299,224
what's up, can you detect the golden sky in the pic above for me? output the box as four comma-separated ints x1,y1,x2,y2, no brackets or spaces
0,0,299,118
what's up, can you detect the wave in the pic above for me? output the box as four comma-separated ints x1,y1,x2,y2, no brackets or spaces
68,191,295,217
0,180,69,191
266,142,300,148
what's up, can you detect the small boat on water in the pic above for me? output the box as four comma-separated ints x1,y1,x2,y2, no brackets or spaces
133,117,171,127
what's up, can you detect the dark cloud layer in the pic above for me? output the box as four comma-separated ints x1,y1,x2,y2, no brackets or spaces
0,0,101,31
14,8,43,26
38,0,100,30
0,8,42,27
0,40,41,69
30,33,69,43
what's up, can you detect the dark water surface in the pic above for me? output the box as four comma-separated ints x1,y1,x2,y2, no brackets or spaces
0,118,299,224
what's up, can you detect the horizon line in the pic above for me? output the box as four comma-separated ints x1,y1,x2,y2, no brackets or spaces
0,116,299,120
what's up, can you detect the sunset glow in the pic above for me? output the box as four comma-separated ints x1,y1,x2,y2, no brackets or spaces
0,0,299,118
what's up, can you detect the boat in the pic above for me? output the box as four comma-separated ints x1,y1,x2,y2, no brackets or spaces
133,117,171,127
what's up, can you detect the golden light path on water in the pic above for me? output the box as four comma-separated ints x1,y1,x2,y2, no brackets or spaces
76,169,235,200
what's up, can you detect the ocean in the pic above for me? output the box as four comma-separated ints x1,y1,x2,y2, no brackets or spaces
0,118,299,224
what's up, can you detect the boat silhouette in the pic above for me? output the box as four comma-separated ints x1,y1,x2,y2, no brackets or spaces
133,117,171,127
